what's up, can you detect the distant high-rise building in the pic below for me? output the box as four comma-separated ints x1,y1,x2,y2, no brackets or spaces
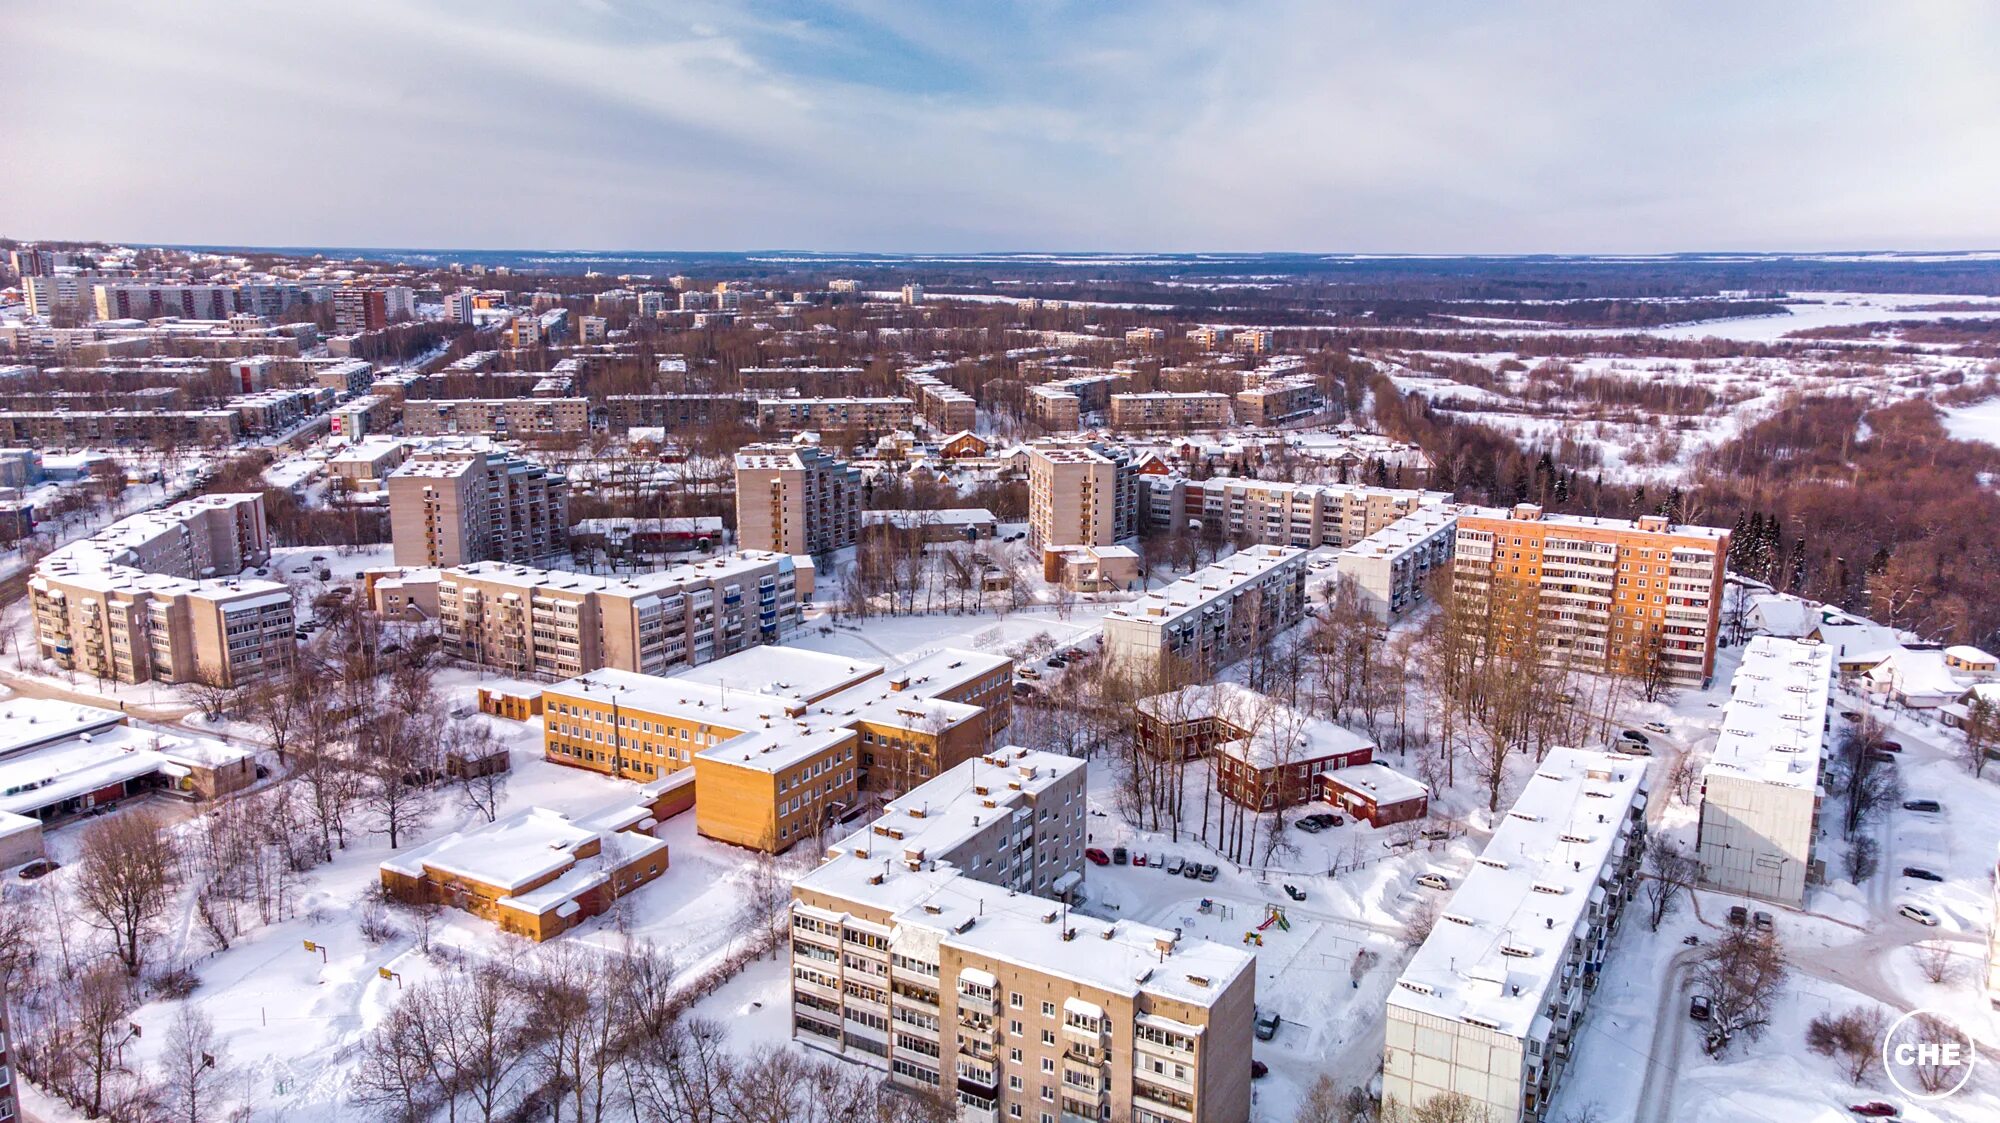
332,287,388,333
733,444,861,556
578,315,608,344
444,290,478,323
901,282,924,305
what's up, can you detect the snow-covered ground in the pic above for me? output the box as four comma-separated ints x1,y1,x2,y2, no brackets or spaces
1942,397,2000,448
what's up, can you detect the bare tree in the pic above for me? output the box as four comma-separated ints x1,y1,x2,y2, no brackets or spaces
1915,940,1959,986
74,810,180,977
1843,835,1880,884
156,1005,235,1123
1402,896,1441,949
1806,1005,1888,1083
1693,927,1789,1055
1642,838,1699,930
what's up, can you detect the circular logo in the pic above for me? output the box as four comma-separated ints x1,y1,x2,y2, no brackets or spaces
1881,1007,1977,1101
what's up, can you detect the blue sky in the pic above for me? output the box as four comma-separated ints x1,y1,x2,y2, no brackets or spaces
2,0,1996,253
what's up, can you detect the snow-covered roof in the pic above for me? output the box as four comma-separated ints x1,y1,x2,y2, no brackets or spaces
1743,593,1821,638
1945,644,1997,666
1321,761,1429,806
1388,748,1646,1039
1140,682,1373,769
1808,621,1906,664
1864,649,1970,702
0,715,249,818
382,800,662,901
444,550,794,597
796,747,1252,1009
1106,545,1305,630
1704,637,1834,791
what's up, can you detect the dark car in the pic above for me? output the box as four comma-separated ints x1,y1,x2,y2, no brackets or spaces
1254,1010,1281,1040
1112,846,1128,865
1848,1104,1899,1119
1182,860,1203,880
1251,1059,1268,1079
1902,867,1944,882
1084,848,1110,866
1689,994,1712,1022
1879,740,1904,753
1619,729,1651,746
1727,905,1748,927
1046,656,1068,669
1902,799,1941,813
17,858,59,880
1283,883,1307,901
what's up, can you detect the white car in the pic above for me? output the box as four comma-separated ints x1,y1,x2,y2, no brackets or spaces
1898,903,1939,927
1415,873,1451,891
1643,721,1671,735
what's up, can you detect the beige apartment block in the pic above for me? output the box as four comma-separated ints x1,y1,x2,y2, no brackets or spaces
901,370,979,433
734,444,861,556
0,409,243,447
29,494,294,686
756,397,916,442
790,748,1255,1123
1103,545,1309,676
1143,476,1448,551
1108,391,1235,432
400,397,590,438
1027,443,1137,549
436,550,809,680
387,442,569,567
1453,504,1730,687
1234,376,1322,426
1026,370,1126,431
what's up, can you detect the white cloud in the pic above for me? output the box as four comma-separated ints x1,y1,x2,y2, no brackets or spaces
0,0,1994,251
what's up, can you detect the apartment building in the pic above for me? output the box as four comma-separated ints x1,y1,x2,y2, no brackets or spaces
1026,443,1138,549
29,494,294,686
1143,476,1447,551
436,550,808,680
387,443,569,567
331,394,394,441
606,393,755,431
790,748,1256,1123
332,287,388,334
1383,748,1648,1122
734,444,862,556
0,386,186,412
1102,546,1308,676
900,282,924,305
94,282,242,321
1234,376,1322,426
1452,504,1731,687
0,409,243,447
1126,326,1168,346
742,366,866,394
756,397,916,442
1336,507,1460,623
1231,329,1274,355
401,397,590,437
1108,392,1235,433
1696,637,1834,906
1027,370,1126,430
541,645,1013,849
228,386,333,435
0,959,16,1123
901,370,979,433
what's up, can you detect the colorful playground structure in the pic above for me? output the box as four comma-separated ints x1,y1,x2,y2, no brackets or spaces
1244,903,1290,944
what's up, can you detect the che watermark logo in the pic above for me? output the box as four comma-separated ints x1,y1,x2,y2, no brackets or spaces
1882,1008,1977,1101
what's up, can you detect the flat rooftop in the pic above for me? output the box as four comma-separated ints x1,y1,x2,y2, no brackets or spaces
1389,748,1646,1039
1107,545,1304,628
1704,637,1834,792
444,550,794,596
1457,504,1729,543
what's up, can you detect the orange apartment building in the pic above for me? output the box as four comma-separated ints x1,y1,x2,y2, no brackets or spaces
1452,504,1730,687
539,645,1013,852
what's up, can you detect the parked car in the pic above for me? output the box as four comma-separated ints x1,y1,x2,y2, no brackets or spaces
1251,1059,1269,1079
1902,799,1941,813
1151,852,1164,869
1752,910,1773,933
1620,729,1651,746
1898,904,1939,927
1198,863,1218,882
1419,828,1450,842
1614,740,1652,757
1084,848,1110,866
1847,1103,1898,1119
1727,905,1748,927
1296,817,1326,834
1182,861,1203,880
1165,856,1185,875
1902,867,1943,882
1643,721,1671,735
1254,1010,1282,1041
1841,710,1863,722
1132,852,1148,867
1283,884,1307,901
1046,656,1068,669
1016,667,1041,681
1688,994,1712,1022
1416,873,1451,891
1879,740,1903,753
1112,846,1127,865
17,858,58,881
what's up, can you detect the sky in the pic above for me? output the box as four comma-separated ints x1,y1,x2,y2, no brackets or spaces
2,0,1997,254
